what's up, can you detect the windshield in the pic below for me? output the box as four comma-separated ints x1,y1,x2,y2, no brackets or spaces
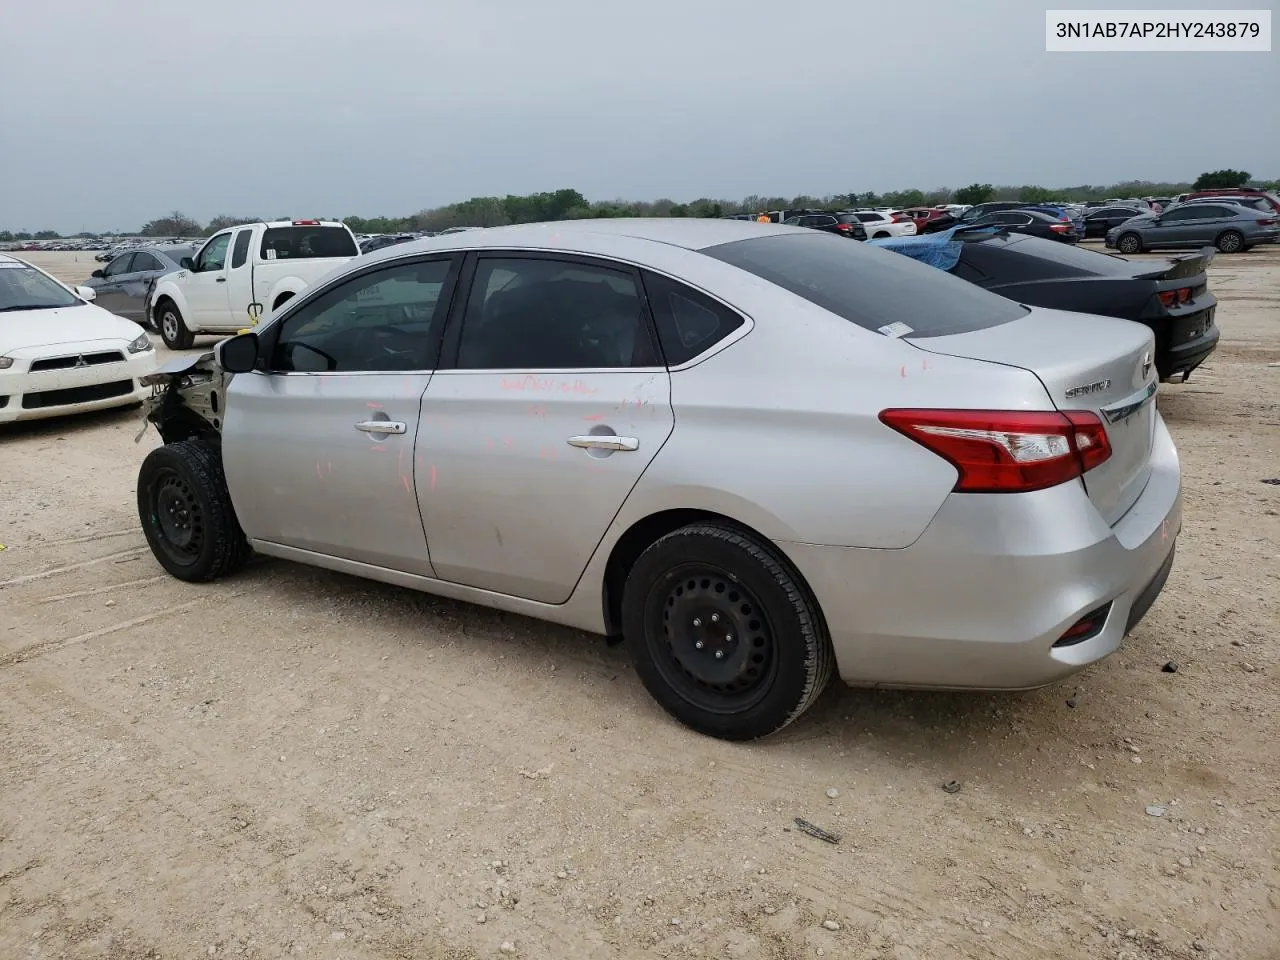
0,262,82,312
703,232,1028,338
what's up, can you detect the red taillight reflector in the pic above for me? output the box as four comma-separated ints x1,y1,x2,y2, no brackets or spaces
1049,223,1070,232
878,408,1112,493
1259,217,1278,225
835,223,853,232
292,219,321,225
1053,602,1112,647
1158,286,1193,307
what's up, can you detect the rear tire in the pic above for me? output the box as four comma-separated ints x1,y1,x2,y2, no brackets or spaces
621,523,833,741
157,299,195,350
1215,230,1244,253
1116,233,1143,255
138,439,250,582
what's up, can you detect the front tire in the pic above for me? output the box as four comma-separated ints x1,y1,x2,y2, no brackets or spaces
621,523,833,741
157,299,195,350
1215,230,1244,253
138,439,250,582
1116,233,1143,255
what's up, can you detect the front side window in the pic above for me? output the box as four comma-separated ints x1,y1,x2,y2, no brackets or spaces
455,257,655,370
270,258,454,373
103,253,136,277
642,271,744,365
195,233,232,272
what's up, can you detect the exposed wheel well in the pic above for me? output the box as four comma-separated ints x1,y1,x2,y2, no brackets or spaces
273,291,295,310
601,508,789,638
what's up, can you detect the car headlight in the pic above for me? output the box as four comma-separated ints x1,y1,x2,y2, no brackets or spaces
128,333,154,354
0,356,13,369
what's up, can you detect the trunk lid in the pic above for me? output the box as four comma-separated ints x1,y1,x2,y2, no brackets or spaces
909,306,1158,526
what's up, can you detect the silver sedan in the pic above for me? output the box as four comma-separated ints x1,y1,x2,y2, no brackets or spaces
134,219,1182,740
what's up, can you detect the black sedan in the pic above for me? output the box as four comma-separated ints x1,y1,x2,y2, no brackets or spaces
875,231,1218,381
1082,205,1149,239
780,212,867,240
82,245,195,325
963,208,1080,243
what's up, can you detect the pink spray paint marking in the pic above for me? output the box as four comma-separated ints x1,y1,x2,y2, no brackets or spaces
366,401,383,409
900,365,907,378
430,464,438,490
401,475,412,493
583,413,605,422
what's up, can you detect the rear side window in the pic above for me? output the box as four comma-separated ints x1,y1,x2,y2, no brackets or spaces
260,226,359,261
641,271,744,365
703,233,1028,338
230,229,251,268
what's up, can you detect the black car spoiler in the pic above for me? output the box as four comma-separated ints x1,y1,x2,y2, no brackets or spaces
1131,247,1215,282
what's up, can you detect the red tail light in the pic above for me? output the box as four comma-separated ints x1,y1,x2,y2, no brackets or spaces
292,219,321,225
835,223,854,232
878,409,1112,493
1158,286,1193,307
1259,217,1278,225
1049,223,1070,232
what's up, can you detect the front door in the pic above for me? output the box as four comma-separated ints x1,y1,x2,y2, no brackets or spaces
185,231,233,328
222,255,460,574
93,252,137,316
418,253,674,604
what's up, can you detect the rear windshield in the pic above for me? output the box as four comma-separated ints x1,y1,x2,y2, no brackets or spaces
703,232,1028,338
961,233,1139,277
260,226,358,261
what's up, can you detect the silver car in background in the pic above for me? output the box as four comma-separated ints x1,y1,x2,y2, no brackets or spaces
134,219,1181,741
83,244,195,324
1106,202,1280,254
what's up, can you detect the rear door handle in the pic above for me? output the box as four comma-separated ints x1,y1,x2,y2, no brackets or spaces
354,420,407,435
566,434,639,452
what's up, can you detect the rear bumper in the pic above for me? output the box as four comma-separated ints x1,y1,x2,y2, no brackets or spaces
1159,323,1219,380
778,414,1182,691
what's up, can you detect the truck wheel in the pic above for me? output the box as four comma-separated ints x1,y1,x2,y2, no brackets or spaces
157,299,195,350
138,439,250,582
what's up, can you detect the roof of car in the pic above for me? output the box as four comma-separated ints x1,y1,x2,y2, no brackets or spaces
367,218,812,260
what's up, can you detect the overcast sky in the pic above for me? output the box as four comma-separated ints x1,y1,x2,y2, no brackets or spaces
1,0,1276,232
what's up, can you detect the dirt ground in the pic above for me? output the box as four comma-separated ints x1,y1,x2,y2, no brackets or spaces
2,247,1276,960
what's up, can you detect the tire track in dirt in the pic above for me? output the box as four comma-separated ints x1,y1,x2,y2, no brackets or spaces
0,547,147,588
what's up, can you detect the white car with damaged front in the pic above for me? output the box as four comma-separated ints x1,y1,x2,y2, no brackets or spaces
0,254,158,424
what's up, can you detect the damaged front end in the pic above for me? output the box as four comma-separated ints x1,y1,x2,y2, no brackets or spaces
136,351,232,445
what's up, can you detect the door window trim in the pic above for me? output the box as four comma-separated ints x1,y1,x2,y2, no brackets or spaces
193,231,233,272
250,252,462,377
434,250,666,373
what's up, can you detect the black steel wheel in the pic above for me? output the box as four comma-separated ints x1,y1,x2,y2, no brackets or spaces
138,439,250,581
622,523,833,741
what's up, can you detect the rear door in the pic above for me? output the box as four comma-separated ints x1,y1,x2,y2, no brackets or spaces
418,252,674,604
222,255,460,573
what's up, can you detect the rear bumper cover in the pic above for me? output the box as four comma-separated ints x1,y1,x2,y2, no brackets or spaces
778,415,1182,691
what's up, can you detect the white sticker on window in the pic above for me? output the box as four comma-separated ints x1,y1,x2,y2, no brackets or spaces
265,249,277,260
0,262,27,269
878,321,913,338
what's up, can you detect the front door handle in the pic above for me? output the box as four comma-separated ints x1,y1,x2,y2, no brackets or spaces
215,277,226,283
354,420,407,435
566,434,639,452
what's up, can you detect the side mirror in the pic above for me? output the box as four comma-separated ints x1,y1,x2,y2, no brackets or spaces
91,269,105,279
75,285,97,302
180,257,195,270
217,332,259,374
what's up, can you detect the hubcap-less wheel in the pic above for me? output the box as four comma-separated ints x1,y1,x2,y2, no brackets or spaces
161,310,181,344
1118,234,1141,255
646,564,777,714
1217,231,1242,253
150,468,204,567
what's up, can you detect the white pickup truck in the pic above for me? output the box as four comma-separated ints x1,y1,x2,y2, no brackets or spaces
147,220,360,349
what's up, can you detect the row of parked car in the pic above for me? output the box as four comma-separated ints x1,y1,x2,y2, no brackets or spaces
763,187,1280,255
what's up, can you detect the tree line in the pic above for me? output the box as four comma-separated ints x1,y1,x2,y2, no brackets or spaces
2,170,1272,241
